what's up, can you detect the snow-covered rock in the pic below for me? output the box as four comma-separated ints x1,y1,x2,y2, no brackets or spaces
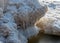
0,0,48,43
14,0,48,30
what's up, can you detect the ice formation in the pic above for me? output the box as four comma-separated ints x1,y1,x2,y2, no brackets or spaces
0,0,47,43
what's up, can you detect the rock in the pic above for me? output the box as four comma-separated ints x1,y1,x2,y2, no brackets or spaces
14,0,48,30
35,14,60,35
6,5,18,14
0,0,48,43
0,8,3,18
0,0,8,11
0,36,6,43
23,26,40,38
0,0,8,18
13,0,48,39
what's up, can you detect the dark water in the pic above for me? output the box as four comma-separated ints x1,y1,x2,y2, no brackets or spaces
39,35,60,43
28,32,60,43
